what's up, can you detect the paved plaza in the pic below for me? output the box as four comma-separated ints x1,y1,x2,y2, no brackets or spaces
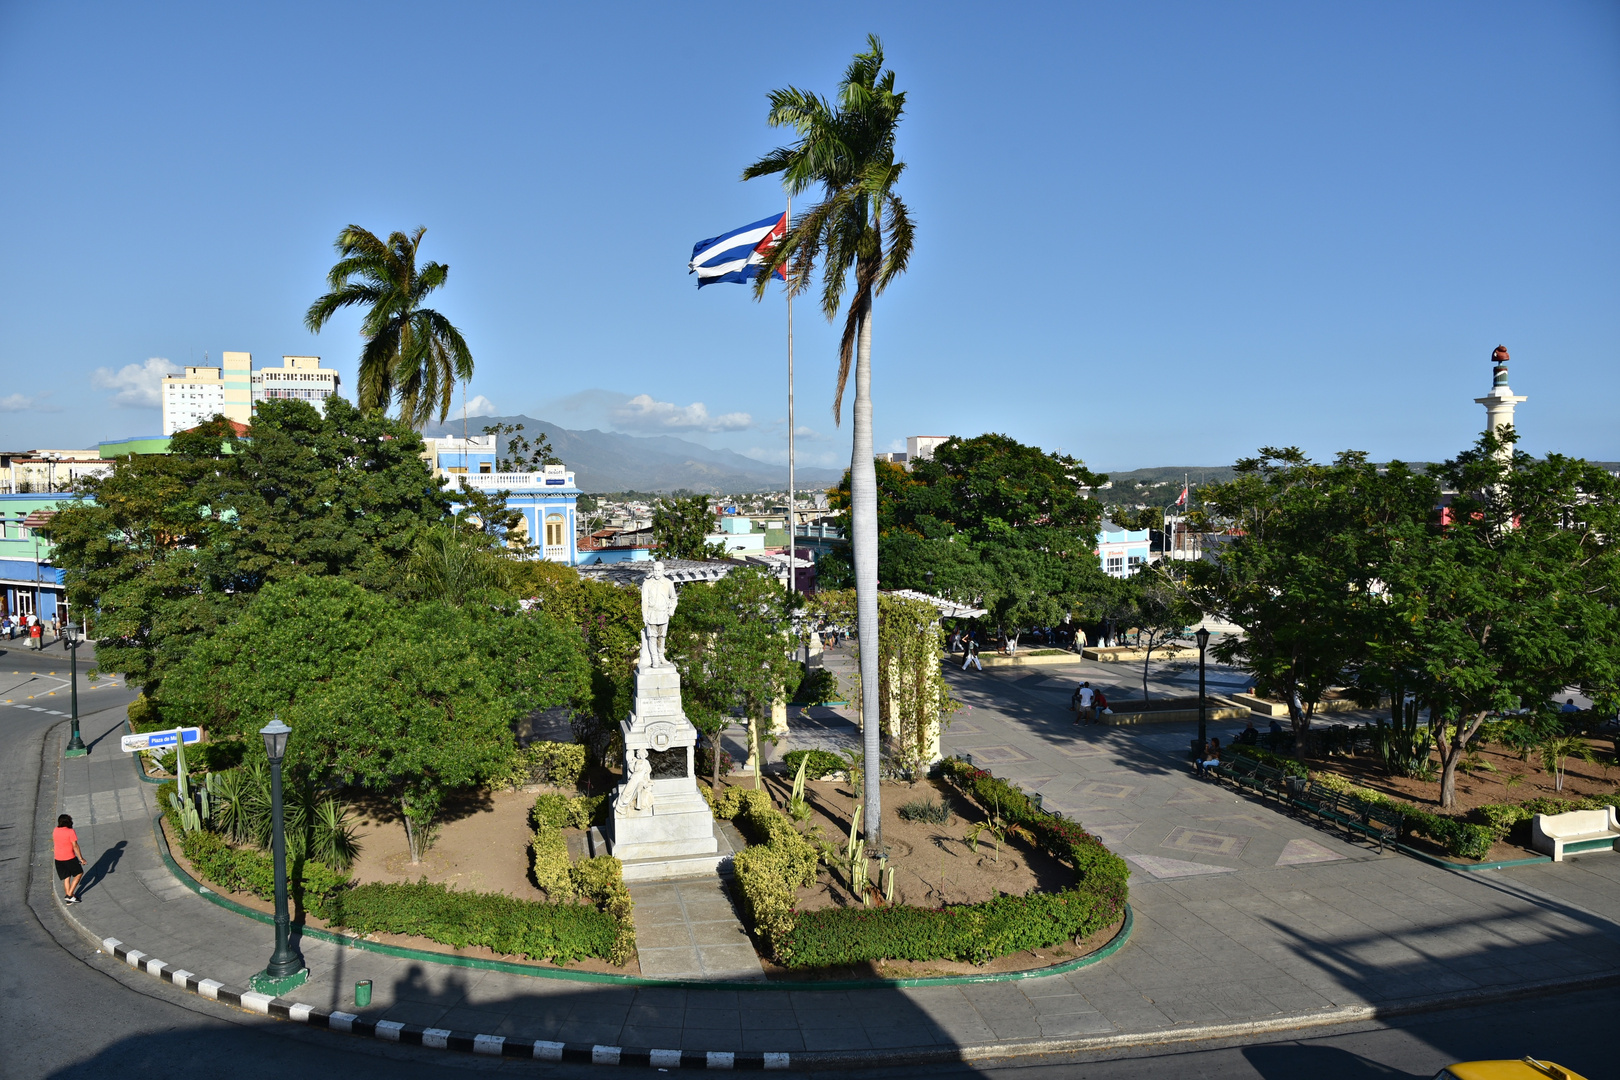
33,649,1620,1061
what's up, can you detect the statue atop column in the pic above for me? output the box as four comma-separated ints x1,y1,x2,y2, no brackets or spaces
640,561,678,668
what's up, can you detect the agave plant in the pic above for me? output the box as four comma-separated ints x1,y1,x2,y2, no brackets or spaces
208,762,361,869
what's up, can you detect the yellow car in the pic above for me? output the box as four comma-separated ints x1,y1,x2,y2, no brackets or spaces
1434,1059,1588,1080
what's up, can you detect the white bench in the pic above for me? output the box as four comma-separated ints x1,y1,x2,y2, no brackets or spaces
1530,807,1620,862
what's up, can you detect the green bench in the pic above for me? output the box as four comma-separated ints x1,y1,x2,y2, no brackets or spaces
1295,782,1402,853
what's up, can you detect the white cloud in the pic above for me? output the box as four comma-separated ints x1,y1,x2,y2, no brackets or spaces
614,393,753,433
0,392,61,413
92,357,180,408
464,394,498,417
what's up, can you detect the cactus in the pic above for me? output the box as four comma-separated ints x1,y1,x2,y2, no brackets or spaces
168,790,201,835
883,863,895,904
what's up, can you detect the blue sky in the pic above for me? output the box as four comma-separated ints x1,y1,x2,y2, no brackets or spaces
2,2,1616,472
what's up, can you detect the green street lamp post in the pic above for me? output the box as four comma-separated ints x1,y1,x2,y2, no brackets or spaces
1195,626,1211,761
62,602,85,757
252,718,307,993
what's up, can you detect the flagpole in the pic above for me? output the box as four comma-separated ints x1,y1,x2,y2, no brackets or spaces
786,193,796,600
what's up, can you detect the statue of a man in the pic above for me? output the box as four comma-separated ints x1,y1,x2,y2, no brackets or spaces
616,748,654,817
641,561,678,668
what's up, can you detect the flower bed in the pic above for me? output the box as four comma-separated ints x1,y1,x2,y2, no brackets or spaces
710,760,1128,969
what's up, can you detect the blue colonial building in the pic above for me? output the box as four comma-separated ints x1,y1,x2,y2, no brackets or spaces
422,435,581,565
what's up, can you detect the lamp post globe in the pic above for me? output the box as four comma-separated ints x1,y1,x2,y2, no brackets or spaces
256,718,304,987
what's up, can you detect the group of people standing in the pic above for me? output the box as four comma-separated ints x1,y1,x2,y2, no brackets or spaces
1,611,53,649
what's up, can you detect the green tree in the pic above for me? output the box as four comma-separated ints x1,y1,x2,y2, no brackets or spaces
653,494,726,561
304,225,474,428
160,576,589,861
826,434,1112,643
1191,449,1436,751
405,525,515,607
40,418,243,692
1376,434,1620,806
1116,565,1200,701
668,568,800,790
42,400,452,694
744,35,914,850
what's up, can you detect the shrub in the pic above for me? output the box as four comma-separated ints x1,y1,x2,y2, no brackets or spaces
1311,773,1494,860
327,881,618,964
165,809,350,918
493,741,587,791
1229,746,1307,777
530,825,574,899
789,666,840,705
531,792,607,831
711,788,818,962
127,694,164,732
897,797,951,824
781,749,845,780
697,744,734,779
569,856,635,965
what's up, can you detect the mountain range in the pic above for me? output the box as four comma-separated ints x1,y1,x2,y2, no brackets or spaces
420,415,845,494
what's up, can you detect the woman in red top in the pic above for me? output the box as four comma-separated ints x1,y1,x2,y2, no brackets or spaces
53,814,85,903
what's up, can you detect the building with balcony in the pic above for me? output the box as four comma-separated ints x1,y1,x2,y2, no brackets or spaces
1098,519,1151,578
252,355,340,408
421,435,581,565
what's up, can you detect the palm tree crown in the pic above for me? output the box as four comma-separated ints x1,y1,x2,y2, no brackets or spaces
744,33,913,424
304,225,474,429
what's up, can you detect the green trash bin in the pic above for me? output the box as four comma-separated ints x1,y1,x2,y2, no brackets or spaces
355,980,372,1008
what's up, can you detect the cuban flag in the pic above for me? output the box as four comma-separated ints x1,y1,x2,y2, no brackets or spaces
688,212,787,287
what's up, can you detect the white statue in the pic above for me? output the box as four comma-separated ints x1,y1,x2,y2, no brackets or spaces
617,748,654,817
640,561,678,668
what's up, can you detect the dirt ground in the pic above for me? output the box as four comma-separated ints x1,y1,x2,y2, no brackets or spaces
1308,733,1616,863
163,782,639,975
346,785,544,899
1315,734,1617,813
733,776,1075,910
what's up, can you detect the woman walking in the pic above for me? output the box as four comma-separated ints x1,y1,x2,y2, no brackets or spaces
54,814,85,903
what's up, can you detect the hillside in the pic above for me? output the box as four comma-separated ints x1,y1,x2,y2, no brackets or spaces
420,415,845,495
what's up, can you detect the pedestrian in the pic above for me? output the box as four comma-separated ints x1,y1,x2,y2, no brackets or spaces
1560,698,1579,714
1074,681,1095,723
29,620,43,651
1197,737,1222,778
1093,688,1109,722
962,637,982,671
54,814,85,903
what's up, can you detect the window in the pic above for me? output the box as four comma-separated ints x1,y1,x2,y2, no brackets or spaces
1127,555,1144,569
545,514,565,548
1106,555,1124,575
479,462,492,474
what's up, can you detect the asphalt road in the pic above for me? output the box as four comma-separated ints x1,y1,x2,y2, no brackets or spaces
0,641,1608,1080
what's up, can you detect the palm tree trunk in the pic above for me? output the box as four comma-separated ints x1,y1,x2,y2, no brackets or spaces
851,295,883,852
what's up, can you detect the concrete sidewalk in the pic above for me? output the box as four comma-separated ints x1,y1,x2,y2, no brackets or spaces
37,680,1620,1064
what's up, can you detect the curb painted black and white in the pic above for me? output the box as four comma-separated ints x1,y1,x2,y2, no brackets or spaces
97,936,790,1069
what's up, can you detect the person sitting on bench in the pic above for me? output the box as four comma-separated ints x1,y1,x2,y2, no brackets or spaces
1238,721,1260,746
1197,737,1222,777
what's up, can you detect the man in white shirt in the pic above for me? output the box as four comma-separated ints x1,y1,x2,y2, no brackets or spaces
1072,682,1095,724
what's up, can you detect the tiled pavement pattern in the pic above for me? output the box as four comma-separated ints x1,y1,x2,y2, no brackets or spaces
36,656,1620,1059
628,878,766,981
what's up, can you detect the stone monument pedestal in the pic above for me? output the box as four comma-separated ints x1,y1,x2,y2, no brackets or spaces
609,653,723,882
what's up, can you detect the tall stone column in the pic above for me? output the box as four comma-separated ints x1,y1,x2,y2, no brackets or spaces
1474,345,1526,463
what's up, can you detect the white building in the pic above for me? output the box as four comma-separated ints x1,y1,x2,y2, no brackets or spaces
161,352,341,436
253,355,340,409
907,435,952,463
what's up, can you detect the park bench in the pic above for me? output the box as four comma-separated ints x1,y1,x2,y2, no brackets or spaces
1211,755,1259,787
1249,763,1292,803
1530,807,1620,862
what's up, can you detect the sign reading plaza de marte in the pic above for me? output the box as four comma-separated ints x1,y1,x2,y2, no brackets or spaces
609,562,722,878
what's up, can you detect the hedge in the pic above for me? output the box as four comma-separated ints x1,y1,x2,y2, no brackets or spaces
1311,773,1495,860
494,741,588,791
712,762,1129,968
1472,792,1620,836
326,881,620,964
781,749,847,780
712,788,818,962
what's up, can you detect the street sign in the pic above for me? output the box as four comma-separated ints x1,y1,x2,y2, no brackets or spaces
120,727,202,753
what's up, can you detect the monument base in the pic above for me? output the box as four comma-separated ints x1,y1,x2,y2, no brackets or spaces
609,782,718,862
596,821,738,882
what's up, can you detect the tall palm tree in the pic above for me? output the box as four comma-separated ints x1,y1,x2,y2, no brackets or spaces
744,35,913,850
304,225,474,428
